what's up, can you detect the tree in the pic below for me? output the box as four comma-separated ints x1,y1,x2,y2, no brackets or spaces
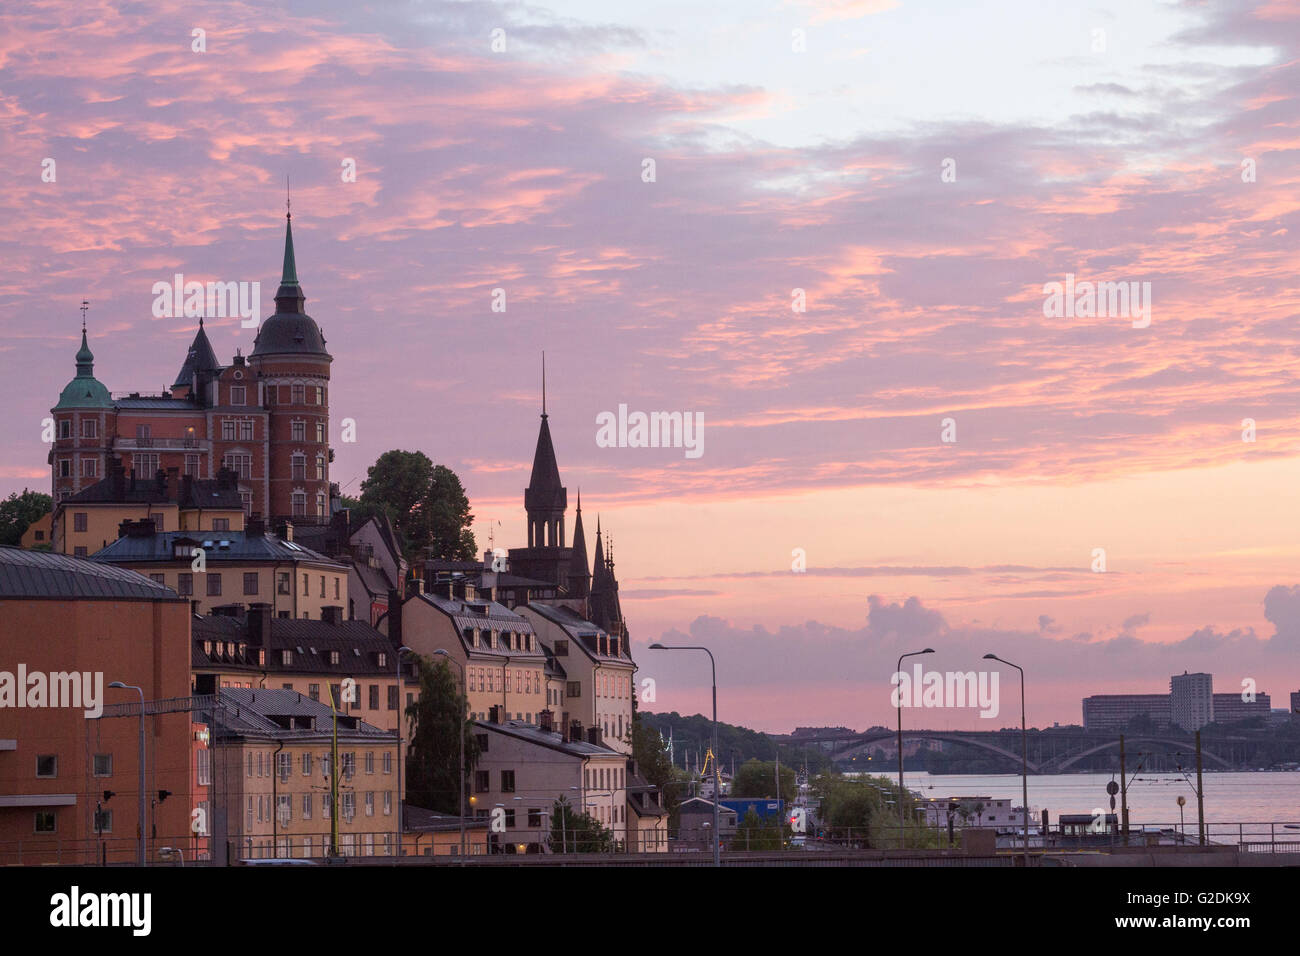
548,796,614,853
730,758,797,801
627,715,683,817
737,807,783,851
404,656,479,815
358,451,477,562
0,490,52,547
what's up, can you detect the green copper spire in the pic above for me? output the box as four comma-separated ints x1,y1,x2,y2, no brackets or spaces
281,212,299,287
74,328,94,372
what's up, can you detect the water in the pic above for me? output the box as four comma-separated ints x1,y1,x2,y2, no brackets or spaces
901,770,1300,842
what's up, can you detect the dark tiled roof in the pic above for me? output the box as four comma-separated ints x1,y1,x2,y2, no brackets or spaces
113,396,201,410
0,546,179,601
402,804,489,832
416,593,542,660
525,602,633,662
212,688,392,739
477,719,621,757
92,530,343,566
193,615,396,676
62,470,241,510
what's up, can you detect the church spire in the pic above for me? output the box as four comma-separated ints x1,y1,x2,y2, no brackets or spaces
274,204,305,315
567,488,590,599
524,358,566,548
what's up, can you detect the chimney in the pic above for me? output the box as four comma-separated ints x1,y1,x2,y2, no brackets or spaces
166,467,180,501
246,514,266,538
560,712,569,741
211,604,244,619
108,457,126,498
275,521,294,542
154,468,168,496
180,473,194,506
118,518,157,539
246,602,273,645
386,588,403,645
569,720,582,744
217,467,238,491
321,605,344,626
538,709,553,733
587,726,602,747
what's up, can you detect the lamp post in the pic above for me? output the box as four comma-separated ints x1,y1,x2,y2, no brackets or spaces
433,649,467,858
649,642,720,867
896,648,934,847
984,653,1029,867
394,645,412,857
108,681,145,866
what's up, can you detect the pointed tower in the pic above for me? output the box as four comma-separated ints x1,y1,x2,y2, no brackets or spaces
52,320,115,500
524,363,567,548
566,490,590,600
172,318,221,400
249,210,333,522
589,521,627,639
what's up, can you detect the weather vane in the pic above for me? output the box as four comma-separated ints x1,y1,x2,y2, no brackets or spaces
80,299,89,330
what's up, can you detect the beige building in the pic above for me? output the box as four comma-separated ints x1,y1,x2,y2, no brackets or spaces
387,588,548,724
90,518,349,619
471,717,630,853
211,688,400,860
521,603,637,755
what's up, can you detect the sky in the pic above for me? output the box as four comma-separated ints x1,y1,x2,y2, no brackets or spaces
2,0,1299,733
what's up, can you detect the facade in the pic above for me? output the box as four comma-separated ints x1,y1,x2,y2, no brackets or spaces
1210,692,1271,725
90,520,350,619
389,589,547,724
19,512,51,549
53,458,244,557
400,804,489,857
49,214,333,523
1081,694,1172,731
519,602,636,754
470,717,629,853
0,547,197,865
192,606,407,736
206,688,398,860
1170,672,1214,732
294,511,408,627
677,797,738,850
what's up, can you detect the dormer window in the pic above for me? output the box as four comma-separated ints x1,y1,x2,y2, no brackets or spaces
377,652,387,668
329,651,340,665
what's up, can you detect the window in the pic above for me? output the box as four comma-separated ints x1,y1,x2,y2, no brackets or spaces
73,546,87,557
93,754,112,777
57,458,71,478
341,792,355,821
197,748,211,787
36,755,57,778
292,384,305,405
303,794,312,819
308,683,320,701
292,492,306,516
302,573,309,596
365,752,375,775
292,421,305,442
136,424,151,440
501,770,515,793
222,454,251,480
231,386,246,406
277,794,291,825
566,681,581,698
316,454,326,480
315,422,325,443
342,753,355,779
267,385,279,405
243,572,259,595
207,574,222,597
80,419,97,438
387,685,398,711
382,752,392,774
503,809,516,828
301,753,312,775
528,808,544,828
239,420,254,441
554,639,568,656
36,811,56,834
184,453,199,476
320,575,326,598
369,685,379,710
58,420,71,439
73,512,87,533
133,454,159,478
365,792,374,817
177,572,193,596
277,572,291,595
213,518,230,531
277,752,291,781
317,493,326,517
474,771,490,793
312,386,324,405
239,490,252,515
81,458,97,478
150,573,165,585
221,420,236,441
383,791,392,816
328,650,339,665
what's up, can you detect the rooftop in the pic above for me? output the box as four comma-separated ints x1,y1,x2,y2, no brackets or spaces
0,546,179,601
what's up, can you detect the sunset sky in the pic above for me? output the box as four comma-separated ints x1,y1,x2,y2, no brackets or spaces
3,0,1299,733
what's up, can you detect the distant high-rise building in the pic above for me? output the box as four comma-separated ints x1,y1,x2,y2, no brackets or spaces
1291,691,1300,717
1081,694,1170,731
1210,692,1270,725
1170,671,1214,731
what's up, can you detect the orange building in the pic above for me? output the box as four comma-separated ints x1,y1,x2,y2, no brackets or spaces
49,212,333,524
0,547,199,865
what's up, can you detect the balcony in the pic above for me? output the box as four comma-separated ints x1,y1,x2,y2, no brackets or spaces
114,436,209,453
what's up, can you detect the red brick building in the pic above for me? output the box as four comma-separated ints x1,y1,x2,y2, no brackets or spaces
49,213,333,524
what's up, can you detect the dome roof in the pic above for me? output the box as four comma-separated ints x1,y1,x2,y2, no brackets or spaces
250,214,331,360
54,329,114,410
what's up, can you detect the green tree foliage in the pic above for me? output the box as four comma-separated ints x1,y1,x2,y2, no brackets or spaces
638,711,835,776
0,490,52,547
736,807,784,850
730,758,798,801
627,715,685,817
404,656,480,815
548,797,614,853
357,451,477,562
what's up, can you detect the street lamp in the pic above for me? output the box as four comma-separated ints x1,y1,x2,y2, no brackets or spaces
896,648,933,847
984,653,1029,867
649,642,720,867
394,645,413,857
433,649,467,858
109,681,145,866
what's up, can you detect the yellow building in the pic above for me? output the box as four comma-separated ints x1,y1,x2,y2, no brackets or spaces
90,519,349,619
19,512,52,549
53,459,244,557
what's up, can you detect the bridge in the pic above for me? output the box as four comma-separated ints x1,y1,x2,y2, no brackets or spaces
777,729,1246,774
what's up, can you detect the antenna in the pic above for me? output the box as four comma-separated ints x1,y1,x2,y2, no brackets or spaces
80,299,89,330
286,175,291,219
541,351,547,417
